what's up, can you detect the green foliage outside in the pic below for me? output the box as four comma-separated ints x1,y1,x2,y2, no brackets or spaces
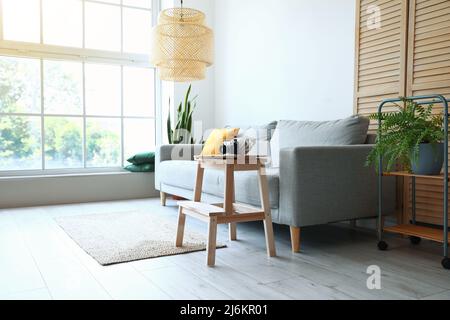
0,57,41,169
44,117,83,167
86,121,120,167
0,57,120,170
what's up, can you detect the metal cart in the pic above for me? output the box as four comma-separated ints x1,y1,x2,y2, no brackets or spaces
376,95,450,270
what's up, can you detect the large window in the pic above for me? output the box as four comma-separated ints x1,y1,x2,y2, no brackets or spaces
0,0,157,173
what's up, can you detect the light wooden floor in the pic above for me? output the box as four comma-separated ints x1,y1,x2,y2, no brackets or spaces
1,198,450,300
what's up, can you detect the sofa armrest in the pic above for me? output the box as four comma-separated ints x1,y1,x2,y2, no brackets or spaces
156,144,203,163
155,144,203,190
278,145,396,227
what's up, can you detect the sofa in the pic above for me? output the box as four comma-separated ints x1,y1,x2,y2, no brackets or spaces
155,116,396,252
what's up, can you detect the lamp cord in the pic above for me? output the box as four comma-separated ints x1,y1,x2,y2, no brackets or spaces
180,0,184,21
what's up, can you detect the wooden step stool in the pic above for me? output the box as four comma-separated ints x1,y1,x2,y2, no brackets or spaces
176,155,277,266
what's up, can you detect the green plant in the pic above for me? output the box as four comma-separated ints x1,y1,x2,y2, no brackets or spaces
366,98,444,172
167,84,197,144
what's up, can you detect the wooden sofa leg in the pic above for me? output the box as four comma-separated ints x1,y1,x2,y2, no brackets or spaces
160,192,167,206
290,226,301,253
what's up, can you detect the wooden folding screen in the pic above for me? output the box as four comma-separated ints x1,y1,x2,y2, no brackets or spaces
354,0,450,225
354,0,409,131
404,0,450,225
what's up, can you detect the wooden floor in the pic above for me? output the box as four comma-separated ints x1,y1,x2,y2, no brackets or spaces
1,198,450,300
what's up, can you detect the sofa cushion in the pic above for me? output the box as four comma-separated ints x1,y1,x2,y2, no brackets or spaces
127,152,155,165
158,160,279,208
201,128,240,156
270,116,369,167
158,160,198,190
227,121,277,156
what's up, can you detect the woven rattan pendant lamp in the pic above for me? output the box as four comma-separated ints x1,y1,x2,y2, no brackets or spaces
151,0,214,82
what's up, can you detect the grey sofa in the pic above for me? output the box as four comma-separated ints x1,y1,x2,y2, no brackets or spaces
155,117,396,252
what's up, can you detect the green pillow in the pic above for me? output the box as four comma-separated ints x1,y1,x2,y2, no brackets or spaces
124,163,155,173
127,152,155,165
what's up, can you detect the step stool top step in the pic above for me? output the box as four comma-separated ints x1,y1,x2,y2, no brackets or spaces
178,201,226,217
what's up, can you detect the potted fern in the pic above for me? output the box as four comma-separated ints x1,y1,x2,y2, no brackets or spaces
167,84,197,144
367,98,445,175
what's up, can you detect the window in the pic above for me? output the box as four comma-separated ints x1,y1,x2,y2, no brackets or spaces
0,1,157,173
85,2,121,51
43,0,83,47
3,0,41,43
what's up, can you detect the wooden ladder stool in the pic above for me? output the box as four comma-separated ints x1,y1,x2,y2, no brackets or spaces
176,155,277,266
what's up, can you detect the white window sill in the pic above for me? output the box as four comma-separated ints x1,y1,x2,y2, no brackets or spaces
0,170,153,181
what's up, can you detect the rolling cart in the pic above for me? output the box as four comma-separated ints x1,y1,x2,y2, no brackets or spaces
376,95,450,270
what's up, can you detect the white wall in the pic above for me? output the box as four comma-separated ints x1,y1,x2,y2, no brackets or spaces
166,0,356,130
213,0,356,126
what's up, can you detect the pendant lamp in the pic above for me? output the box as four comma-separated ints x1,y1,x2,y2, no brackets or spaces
151,0,214,82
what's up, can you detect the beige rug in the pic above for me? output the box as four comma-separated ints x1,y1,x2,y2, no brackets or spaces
55,211,226,266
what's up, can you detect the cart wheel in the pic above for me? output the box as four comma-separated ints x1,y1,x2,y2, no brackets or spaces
377,241,388,251
409,236,421,245
442,258,450,270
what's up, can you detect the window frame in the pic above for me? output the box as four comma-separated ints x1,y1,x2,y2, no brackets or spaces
0,0,162,177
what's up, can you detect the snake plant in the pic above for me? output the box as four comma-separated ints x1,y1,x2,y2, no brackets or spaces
167,84,197,144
